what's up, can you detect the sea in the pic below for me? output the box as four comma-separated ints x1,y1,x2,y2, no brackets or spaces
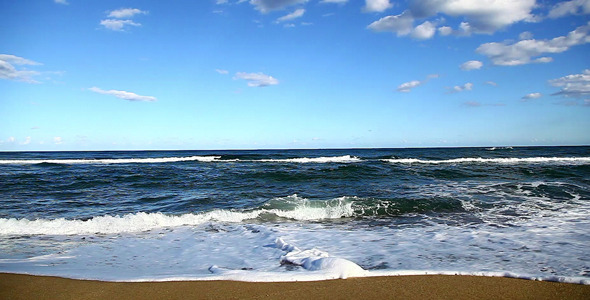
0,146,589,283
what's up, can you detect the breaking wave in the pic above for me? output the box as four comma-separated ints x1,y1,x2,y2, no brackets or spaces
0,195,465,235
382,157,590,165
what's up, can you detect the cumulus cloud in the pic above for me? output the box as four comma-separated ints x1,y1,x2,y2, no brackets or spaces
476,21,590,66
364,0,393,13
411,21,436,39
409,0,536,34
100,19,141,31
522,92,542,100
89,87,157,102
0,54,42,83
54,137,63,145
216,69,229,74
367,11,414,36
485,81,498,86
549,69,590,99
450,82,473,93
548,0,590,18
276,8,305,23
370,0,536,39
250,0,308,13
107,8,148,19
234,72,279,87
460,60,483,70
438,26,453,36
321,0,348,3
54,0,68,5
101,7,147,31
397,80,422,92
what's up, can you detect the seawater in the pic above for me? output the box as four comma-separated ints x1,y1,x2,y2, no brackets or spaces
0,147,589,283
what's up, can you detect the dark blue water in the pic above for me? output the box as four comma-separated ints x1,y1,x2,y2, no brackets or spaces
1,146,589,282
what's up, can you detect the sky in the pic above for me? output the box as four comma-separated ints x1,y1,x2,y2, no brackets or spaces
1,0,589,151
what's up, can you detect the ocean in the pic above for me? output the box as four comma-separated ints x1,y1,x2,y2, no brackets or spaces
0,146,589,283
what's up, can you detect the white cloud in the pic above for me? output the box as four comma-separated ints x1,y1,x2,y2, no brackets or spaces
100,19,141,31
0,54,41,66
107,8,148,19
522,92,542,100
216,69,229,74
485,81,498,86
54,137,63,145
397,74,439,92
250,0,308,13
367,11,414,36
460,60,483,71
549,0,590,18
89,87,157,102
450,82,473,93
409,0,536,34
276,8,305,23
519,31,533,40
364,0,393,13
0,54,41,83
411,21,436,39
234,72,279,87
476,21,590,66
21,137,31,145
397,80,422,92
438,26,453,36
549,69,590,99
54,0,68,4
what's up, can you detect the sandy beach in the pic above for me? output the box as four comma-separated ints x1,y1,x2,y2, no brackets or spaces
1,273,588,300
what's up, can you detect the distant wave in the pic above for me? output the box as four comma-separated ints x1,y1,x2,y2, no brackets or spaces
382,157,590,164
0,155,360,165
257,155,361,163
0,156,222,165
485,146,514,151
2,154,588,166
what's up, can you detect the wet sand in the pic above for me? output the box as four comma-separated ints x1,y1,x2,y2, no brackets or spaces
1,273,589,299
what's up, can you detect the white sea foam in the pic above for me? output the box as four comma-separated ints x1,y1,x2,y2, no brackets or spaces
276,238,367,279
258,155,361,163
0,196,355,235
383,157,590,164
0,156,222,165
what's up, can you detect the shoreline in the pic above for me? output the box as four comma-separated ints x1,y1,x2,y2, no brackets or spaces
2,273,589,300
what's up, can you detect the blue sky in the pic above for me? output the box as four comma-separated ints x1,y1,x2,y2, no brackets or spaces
1,0,589,151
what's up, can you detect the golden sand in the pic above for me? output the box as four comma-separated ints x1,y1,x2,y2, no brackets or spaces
1,273,589,300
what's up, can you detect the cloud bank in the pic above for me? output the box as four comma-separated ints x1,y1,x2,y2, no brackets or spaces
368,0,536,39
476,21,590,66
549,69,590,99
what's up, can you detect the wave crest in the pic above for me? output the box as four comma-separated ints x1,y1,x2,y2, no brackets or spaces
0,156,222,165
382,157,590,164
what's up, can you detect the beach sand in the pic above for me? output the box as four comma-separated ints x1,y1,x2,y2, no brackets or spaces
1,273,589,300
